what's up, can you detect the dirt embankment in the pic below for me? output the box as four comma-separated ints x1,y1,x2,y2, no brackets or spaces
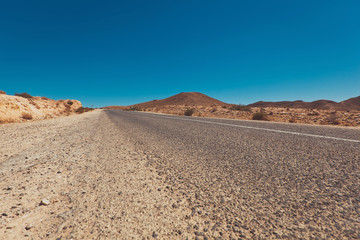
0,93,82,124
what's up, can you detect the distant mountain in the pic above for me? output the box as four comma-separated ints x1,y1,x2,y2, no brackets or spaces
132,92,228,108
340,96,360,110
248,96,360,111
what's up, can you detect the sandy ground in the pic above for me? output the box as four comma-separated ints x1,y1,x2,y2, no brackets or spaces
0,110,192,239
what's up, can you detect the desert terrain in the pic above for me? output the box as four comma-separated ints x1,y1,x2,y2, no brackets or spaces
104,92,360,127
1,91,359,239
1,109,359,239
0,91,84,124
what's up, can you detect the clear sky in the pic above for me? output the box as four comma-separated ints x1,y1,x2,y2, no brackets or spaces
1,0,359,107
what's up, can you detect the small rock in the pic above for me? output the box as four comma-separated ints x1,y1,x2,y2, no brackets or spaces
152,231,158,238
2,213,8,216
194,231,204,236
6,186,13,191
172,203,180,209
25,225,33,230
40,198,50,206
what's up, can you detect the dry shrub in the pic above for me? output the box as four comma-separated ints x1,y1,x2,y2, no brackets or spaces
289,117,296,123
184,108,195,116
0,118,16,124
230,104,251,111
28,98,40,109
15,92,32,98
76,107,94,114
252,111,267,121
308,111,320,116
22,112,33,120
326,113,340,125
44,114,53,119
0,90,6,94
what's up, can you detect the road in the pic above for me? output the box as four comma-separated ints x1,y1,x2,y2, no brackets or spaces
1,109,359,239
106,110,360,239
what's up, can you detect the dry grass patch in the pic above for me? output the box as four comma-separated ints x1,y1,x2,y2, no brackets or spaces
21,112,33,120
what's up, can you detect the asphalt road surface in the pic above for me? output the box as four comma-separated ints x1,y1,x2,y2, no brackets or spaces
106,110,360,239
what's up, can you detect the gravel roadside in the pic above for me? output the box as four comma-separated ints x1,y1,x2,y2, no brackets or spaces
0,110,191,239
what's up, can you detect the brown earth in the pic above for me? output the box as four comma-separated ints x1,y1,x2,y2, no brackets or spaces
132,92,228,108
104,92,360,127
138,106,360,127
0,93,82,124
249,96,360,111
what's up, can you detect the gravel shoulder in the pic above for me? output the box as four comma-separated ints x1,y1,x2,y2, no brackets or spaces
0,110,192,239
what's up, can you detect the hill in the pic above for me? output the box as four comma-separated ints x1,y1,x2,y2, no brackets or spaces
248,96,360,111
132,92,228,108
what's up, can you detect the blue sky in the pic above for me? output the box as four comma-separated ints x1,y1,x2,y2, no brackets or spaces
1,0,359,107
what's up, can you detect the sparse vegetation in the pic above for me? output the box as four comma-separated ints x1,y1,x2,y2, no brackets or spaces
230,104,251,111
67,100,73,105
124,106,143,111
252,111,267,121
76,107,94,114
131,106,142,111
184,108,195,116
21,112,33,120
307,111,320,116
326,113,340,125
15,92,32,98
288,117,296,123
0,118,16,124
28,98,41,109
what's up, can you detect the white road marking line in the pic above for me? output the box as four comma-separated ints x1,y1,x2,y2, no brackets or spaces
133,111,360,143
